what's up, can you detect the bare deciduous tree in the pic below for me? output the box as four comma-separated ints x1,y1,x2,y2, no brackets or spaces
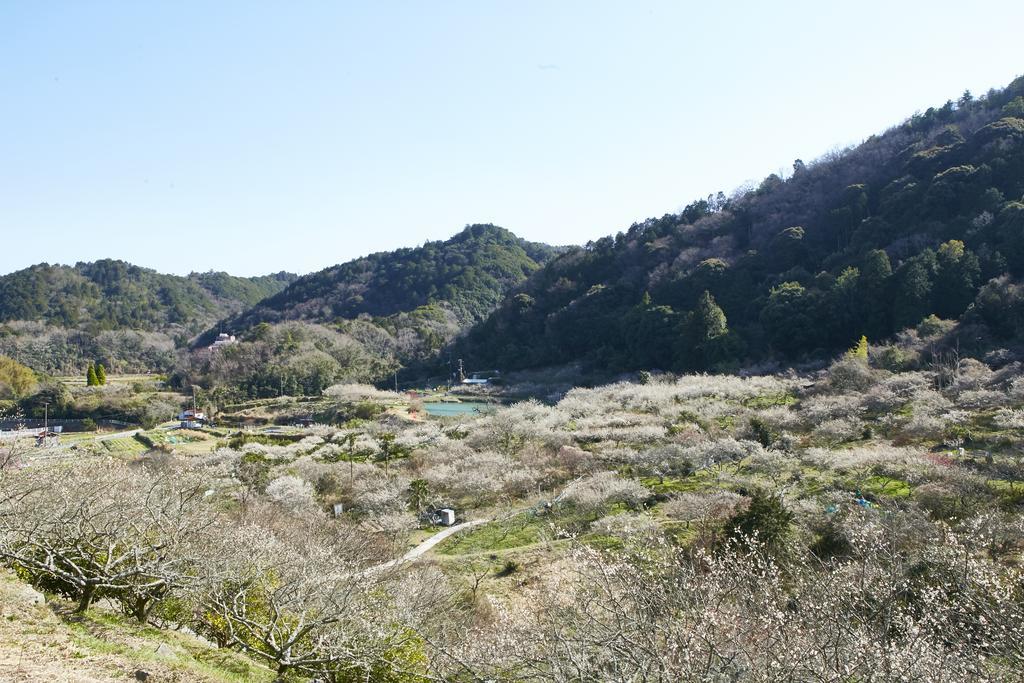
0,460,213,620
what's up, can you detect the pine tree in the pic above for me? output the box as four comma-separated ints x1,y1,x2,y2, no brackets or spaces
86,363,98,387
95,363,107,385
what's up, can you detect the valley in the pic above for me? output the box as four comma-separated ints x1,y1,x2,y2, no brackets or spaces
2,75,1024,682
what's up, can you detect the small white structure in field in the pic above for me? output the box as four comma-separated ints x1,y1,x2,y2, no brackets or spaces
435,508,456,526
178,409,206,429
332,503,344,518
461,370,500,385
210,333,237,350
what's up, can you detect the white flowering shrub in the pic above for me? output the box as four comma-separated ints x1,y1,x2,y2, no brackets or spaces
679,438,766,470
662,491,747,524
559,472,650,511
589,513,660,542
454,523,1024,682
265,475,316,512
323,383,403,402
467,400,569,453
1007,375,1024,401
950,358,994,391
826,357,880,392
797,393,864,427
349,470,410,515
420,448,539,503
801,444,935,477
993,408,1024,430
813,417,864,444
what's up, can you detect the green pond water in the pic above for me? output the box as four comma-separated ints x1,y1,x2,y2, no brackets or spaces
423,401,496,417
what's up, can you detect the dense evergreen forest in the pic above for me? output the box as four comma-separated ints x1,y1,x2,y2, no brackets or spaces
452,78,1024,374
175,225,563,398
202,224,561,342
4,79,1024,388
0,261,295,374
0,260,295,331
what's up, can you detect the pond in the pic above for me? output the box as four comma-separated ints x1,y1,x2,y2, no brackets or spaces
423,401,496,417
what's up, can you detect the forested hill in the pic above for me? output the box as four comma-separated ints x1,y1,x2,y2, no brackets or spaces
0,260,296,332
200,224,561,344
453,77,1024,374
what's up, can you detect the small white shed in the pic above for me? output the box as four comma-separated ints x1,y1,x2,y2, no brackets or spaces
436,508,456,526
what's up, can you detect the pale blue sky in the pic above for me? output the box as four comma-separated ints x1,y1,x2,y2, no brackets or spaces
2,1,1022,276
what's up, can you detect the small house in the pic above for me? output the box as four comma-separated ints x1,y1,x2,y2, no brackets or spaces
178,409,207,429
460,370,501,386
210,333,237,350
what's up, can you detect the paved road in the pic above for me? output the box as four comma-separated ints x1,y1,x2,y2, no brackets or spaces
374,519,487,572
404,519,486,560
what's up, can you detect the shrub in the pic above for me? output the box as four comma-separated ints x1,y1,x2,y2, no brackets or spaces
724,490,793,554
560,472,650,512
827,356,879,392
265,475,316,512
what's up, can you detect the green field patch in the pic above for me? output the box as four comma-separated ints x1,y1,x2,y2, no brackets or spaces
743,392,797,409
436,515,548,555
582,533,624,551
985,479,1024,505
658,519,698,546
714,415,737,430
641,476,710,494
857,475,912,499
101,437,148,455
639,466,732,495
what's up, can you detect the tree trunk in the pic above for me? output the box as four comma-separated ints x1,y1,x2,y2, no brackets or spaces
133,596,154,624
77,584,97,613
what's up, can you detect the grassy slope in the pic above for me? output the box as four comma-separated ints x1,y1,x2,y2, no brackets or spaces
0,571,274,683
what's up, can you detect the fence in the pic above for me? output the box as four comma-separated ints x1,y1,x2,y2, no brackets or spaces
0,418,134,435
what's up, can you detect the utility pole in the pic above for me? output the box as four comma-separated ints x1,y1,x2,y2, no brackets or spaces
457,358,465,383
394,368,399,393
40,401,49,448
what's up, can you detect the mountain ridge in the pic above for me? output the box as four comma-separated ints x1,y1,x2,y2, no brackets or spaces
450,76,1024,375
196,223,563,345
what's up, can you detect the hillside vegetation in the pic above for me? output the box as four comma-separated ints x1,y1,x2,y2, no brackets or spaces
5,78,1024,678
3,350,1023,680
0,260,295,331
177,225,561,399
205,224,560,338
455,79,1024,375
0,262,295,375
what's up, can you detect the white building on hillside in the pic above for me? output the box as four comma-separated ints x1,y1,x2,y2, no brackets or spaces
210,333,237,350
